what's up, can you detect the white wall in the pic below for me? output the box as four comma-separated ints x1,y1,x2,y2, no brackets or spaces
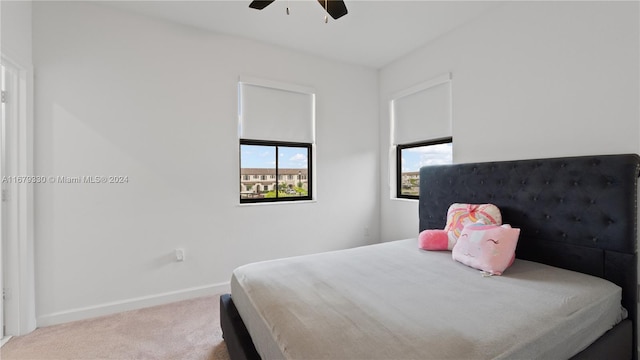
33,2,379,325
379,1,639,241
1,0,32,65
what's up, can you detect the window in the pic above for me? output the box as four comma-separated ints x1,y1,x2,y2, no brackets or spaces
238,77,315,204
240,140,312,203
397,138,452,199
391,73,452,199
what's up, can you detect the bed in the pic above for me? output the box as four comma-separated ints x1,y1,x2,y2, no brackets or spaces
220,153,639,359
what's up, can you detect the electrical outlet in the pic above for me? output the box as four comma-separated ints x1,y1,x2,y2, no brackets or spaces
175,248,185,262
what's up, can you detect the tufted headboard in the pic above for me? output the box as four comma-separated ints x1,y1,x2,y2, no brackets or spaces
419,153,639,356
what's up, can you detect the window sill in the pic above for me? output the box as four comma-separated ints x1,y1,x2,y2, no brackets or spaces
391,197,418,203
238,199,317,207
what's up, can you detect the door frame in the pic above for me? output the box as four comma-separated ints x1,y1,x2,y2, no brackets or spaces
0,54,36,338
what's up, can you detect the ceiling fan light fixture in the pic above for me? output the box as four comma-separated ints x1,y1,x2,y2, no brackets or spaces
248,0,348,21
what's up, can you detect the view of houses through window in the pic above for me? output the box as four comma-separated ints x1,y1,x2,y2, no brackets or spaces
240,141,311,202
398,139,452,198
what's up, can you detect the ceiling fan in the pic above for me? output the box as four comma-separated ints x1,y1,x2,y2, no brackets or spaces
249,0,348,20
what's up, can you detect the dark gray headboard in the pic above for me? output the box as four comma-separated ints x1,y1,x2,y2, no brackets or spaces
419,154,639,354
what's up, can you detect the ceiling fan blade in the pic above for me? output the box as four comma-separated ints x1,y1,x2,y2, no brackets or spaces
249,0,276,10
316,0,348,20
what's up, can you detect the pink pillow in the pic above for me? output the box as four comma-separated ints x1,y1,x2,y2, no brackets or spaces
418,230,450,250
451,224,520,275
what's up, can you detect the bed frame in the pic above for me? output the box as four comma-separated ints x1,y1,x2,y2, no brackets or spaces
221,153,639,360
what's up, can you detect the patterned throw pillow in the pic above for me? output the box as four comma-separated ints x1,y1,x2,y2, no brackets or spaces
445,203,502,240
452,224,520,275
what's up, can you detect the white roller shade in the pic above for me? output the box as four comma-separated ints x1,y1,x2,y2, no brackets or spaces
392,73,451,145
239,78,315,143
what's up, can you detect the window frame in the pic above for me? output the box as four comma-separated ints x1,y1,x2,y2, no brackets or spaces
240,139,313,204
396,137,452,200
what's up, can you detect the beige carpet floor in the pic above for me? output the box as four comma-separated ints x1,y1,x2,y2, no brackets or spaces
1,295,231,360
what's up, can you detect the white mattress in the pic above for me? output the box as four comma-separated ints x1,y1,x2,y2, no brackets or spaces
231,239,625,359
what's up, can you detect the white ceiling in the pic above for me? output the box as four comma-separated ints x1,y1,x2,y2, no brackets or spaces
103,0,502,69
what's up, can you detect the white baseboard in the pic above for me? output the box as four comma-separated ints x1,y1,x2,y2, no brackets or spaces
36,282,230,327
1,336,13,347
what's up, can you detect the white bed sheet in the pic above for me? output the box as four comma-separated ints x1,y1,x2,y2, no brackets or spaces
231,239,625,359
